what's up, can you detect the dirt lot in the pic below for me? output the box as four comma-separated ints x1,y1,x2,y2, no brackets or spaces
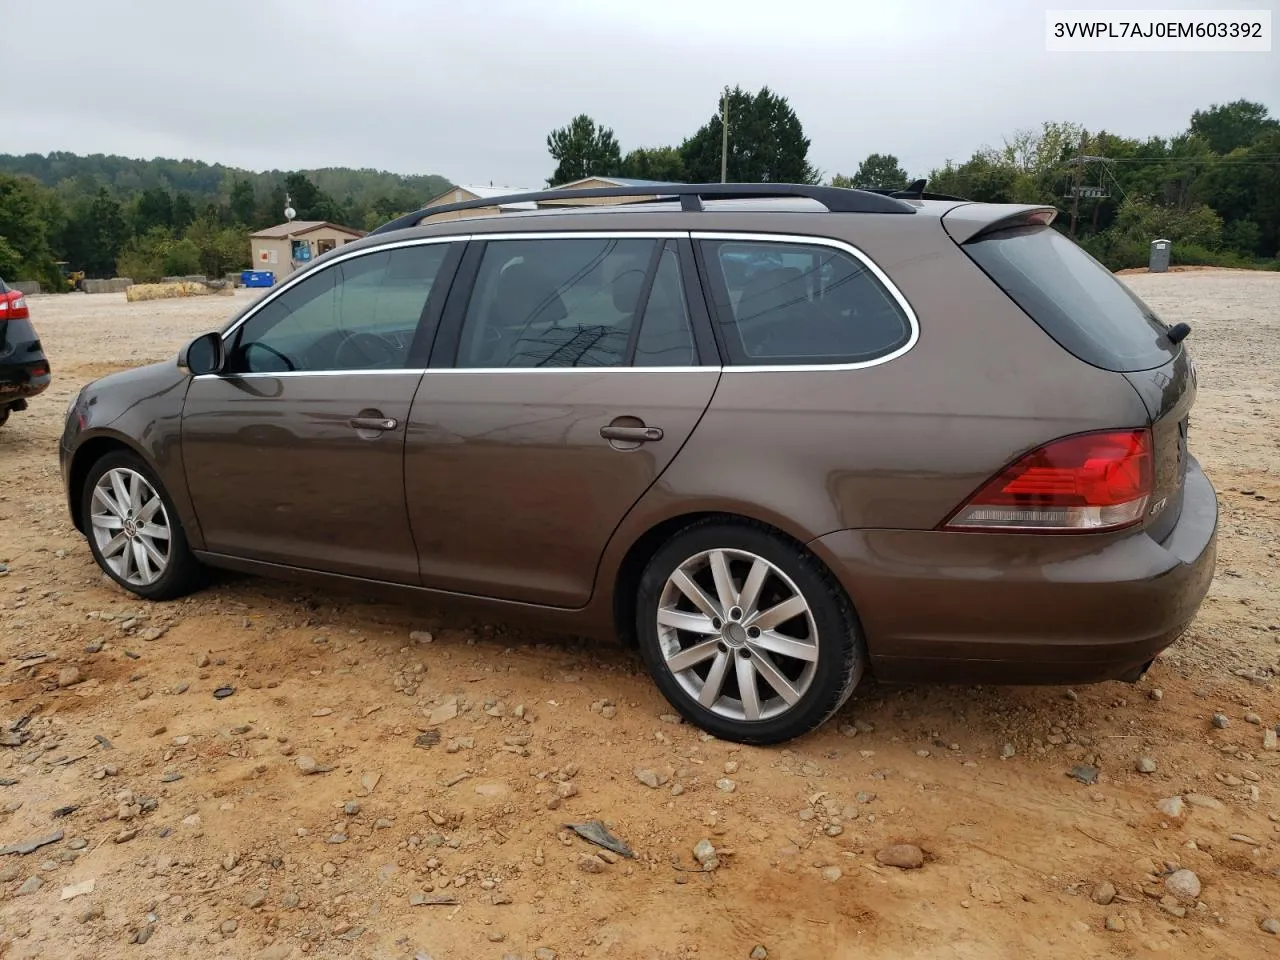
1,273,1279,960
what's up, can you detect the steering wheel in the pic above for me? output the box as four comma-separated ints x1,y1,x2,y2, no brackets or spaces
334,330,401,369
242,341,296,372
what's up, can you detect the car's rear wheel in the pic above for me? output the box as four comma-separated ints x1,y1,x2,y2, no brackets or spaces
82,451,203,600
636,519,865,744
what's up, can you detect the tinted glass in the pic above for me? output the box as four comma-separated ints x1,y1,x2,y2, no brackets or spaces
457,237,658,368
229,244,449,373
703,240,911,365
965,225,1175,372
634,243,696,367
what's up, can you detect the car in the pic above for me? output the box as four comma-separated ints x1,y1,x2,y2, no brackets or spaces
59,182,1217,744
0,278,51,427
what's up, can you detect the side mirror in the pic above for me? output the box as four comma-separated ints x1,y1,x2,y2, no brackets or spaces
178,331,225,376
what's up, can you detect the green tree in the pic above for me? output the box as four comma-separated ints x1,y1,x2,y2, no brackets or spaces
1112,196,1224,248
546,115,622,186
64,187,131,277
132,186,173,234
831,153,909,190
283,173,347,223
680,86,818,184
172,192,196,232
184,214,249,278
257,184,288,229
619,146,685,182
0,173,57,280
0,236,22,279
162,238,202,276
1189,100,1279,154
228,178,256,225
926,156,1020,203
116,227,173,283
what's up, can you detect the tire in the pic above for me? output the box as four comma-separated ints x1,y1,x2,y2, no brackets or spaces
0,407,9,428
635,519,866,745
81,450,204,601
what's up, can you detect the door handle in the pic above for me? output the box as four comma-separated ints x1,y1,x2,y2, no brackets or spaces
349,416,398,432
600,425,663,443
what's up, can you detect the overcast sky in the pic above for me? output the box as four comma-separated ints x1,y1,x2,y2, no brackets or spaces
3,0,1276,187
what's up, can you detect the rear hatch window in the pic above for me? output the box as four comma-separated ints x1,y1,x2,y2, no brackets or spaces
964,225,1177,373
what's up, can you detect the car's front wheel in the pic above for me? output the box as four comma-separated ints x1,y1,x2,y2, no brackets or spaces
82,451,204,600
636,519,866,744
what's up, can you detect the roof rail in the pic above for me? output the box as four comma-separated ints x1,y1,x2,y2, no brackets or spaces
861,178,970,202
369,182,917,235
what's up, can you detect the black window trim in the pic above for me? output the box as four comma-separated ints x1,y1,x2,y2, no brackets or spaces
691,231,920,372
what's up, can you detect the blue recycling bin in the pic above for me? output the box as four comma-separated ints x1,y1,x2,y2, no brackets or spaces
243,271,275,288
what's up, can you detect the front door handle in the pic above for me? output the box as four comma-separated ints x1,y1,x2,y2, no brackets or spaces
600,424,663,443
349,416,398,432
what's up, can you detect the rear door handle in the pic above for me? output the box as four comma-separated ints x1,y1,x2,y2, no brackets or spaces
600,425,663,443
349,416,398,432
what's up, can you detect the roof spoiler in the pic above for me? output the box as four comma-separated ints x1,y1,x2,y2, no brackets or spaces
371,182,918,235
941,205,1059,244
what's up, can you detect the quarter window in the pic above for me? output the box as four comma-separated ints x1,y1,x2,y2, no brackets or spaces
227,243,450,373
456,237,664,368
701,239,911,365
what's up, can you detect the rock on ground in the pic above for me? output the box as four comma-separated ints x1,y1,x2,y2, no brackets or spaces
875,845,925,869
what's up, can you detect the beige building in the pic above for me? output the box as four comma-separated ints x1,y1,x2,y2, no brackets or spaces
419,185,538,222
248,221,366,280
538,176,669,206
419,178,673,222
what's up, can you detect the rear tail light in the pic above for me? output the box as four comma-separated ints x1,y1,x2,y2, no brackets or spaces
945,429,1153,533
0,294,28,320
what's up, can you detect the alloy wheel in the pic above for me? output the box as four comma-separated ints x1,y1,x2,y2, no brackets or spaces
90,467,171,587
656,548,819,722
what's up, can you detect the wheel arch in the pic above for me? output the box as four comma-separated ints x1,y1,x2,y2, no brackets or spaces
608,508,848,649
67,433,153,533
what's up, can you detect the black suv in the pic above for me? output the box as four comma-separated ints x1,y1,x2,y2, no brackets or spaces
0,278,50,426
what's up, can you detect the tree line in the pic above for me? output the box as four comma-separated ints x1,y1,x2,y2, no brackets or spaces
546,93,1280,270
0,154,451,287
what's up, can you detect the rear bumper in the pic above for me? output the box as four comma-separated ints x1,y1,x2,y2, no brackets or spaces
811,455,1218,685
0,360,51,403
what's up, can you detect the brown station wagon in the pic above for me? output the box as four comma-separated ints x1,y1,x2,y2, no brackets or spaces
60,182,1218,743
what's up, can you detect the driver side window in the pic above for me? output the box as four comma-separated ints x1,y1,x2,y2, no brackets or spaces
227,243,450,373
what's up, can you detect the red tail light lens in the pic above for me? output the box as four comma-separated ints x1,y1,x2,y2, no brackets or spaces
0,293,28,320
945,429,1153,533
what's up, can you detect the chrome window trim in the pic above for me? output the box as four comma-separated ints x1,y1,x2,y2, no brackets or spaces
199,228,918,378
217,234,471,343
691,230,919,373
193,366,717,381
193,369,427,380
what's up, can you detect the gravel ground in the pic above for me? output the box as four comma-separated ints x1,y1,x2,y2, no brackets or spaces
1,273,1279,960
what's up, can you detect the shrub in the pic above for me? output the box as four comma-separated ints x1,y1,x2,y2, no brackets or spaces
162,238,202,276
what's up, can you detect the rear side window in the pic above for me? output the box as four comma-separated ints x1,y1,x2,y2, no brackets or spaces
700,239,912,365
457,237,661,368
964,225,1175,372
634,244,696,366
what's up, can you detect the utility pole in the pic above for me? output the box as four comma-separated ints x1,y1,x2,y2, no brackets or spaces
1069,132,1086,239
720,87,730,183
